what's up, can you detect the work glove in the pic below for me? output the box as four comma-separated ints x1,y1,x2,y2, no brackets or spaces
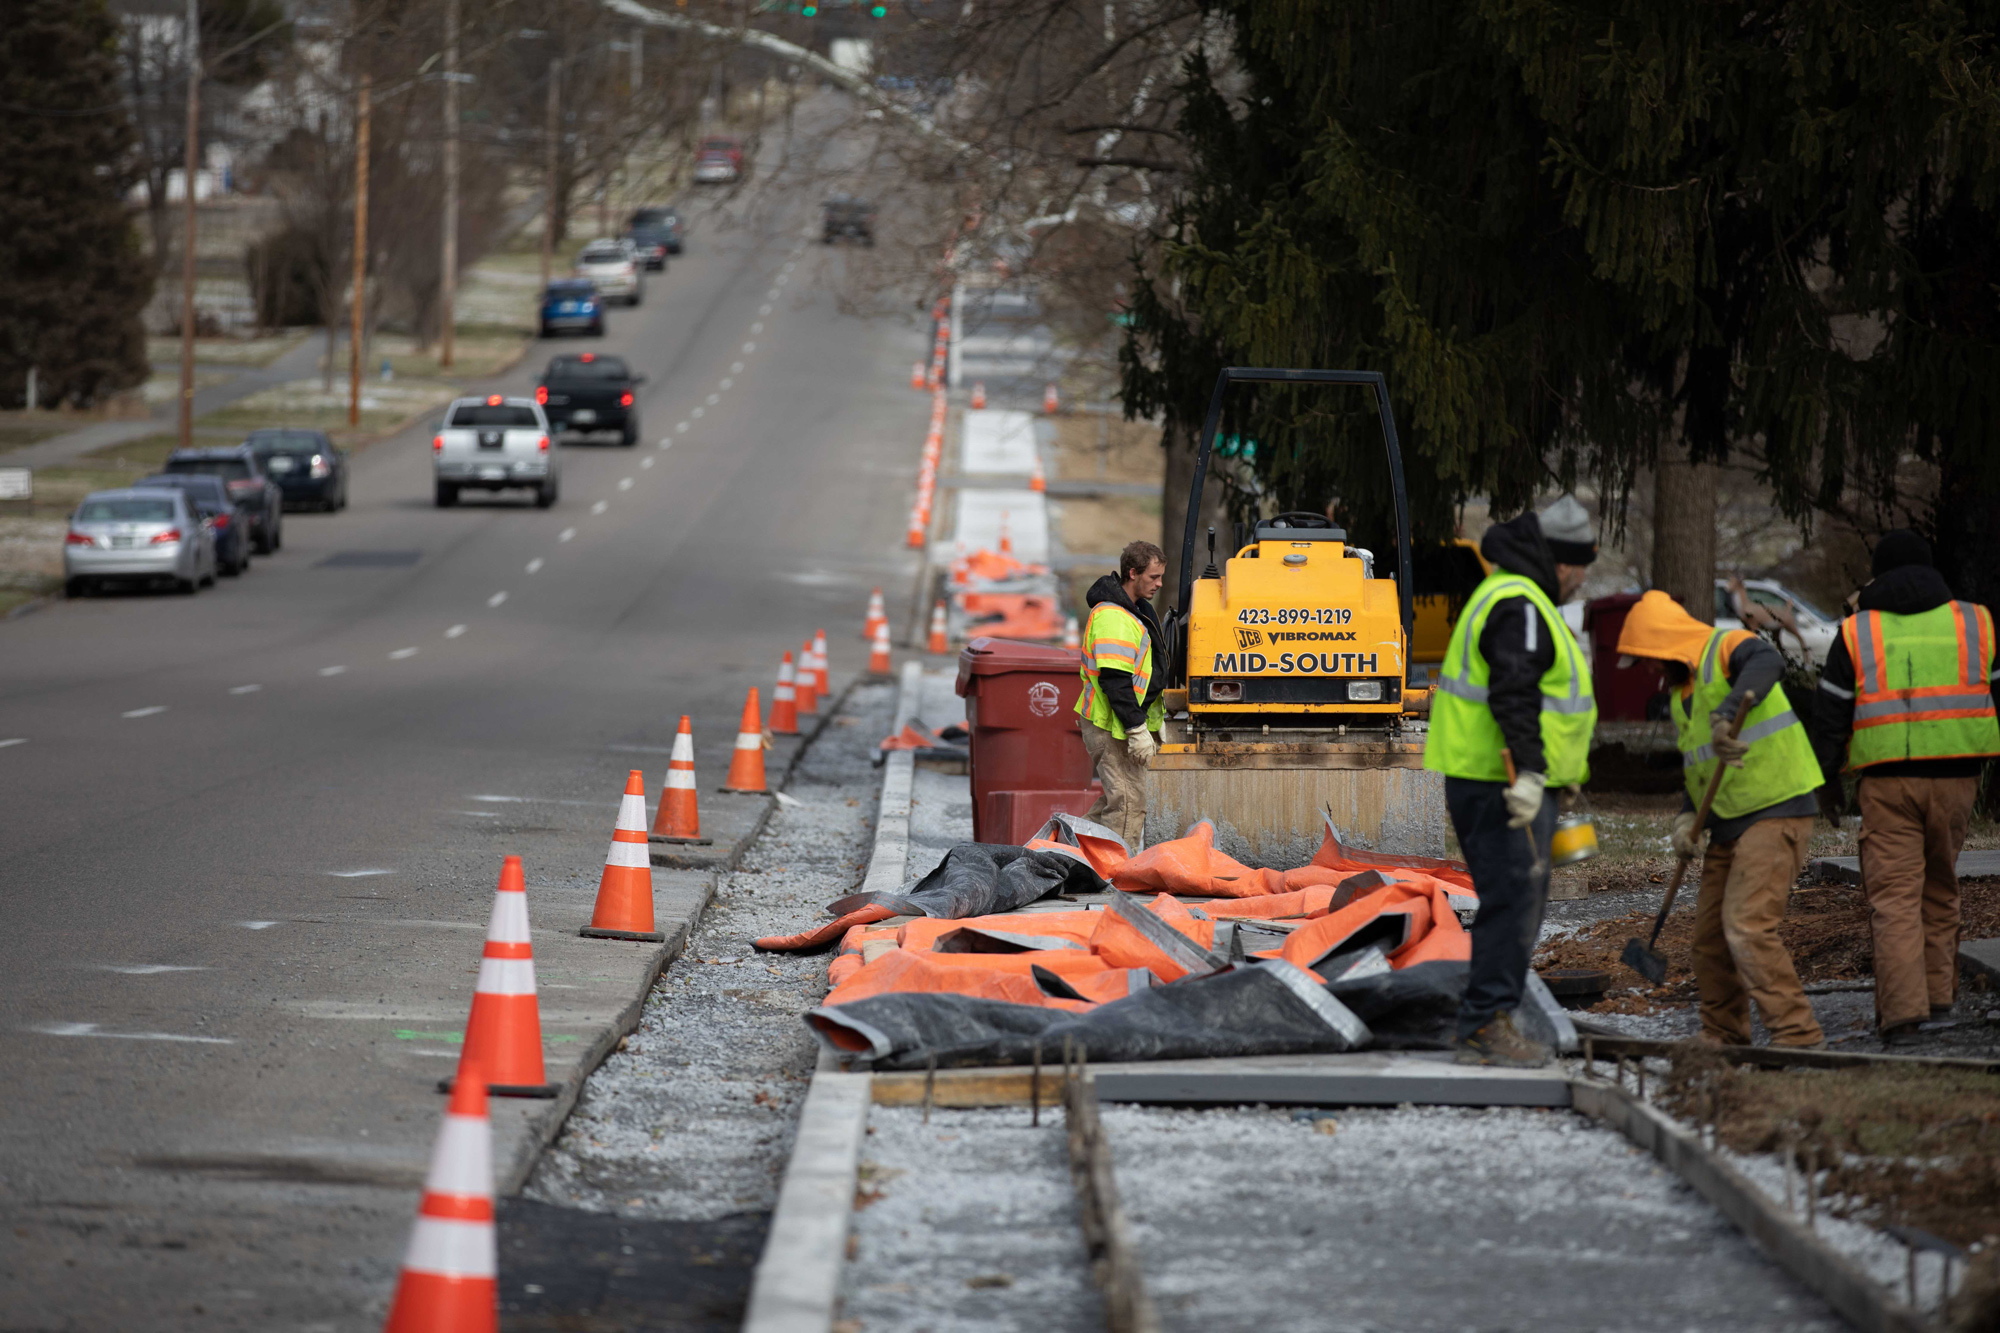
1671,810,1702,860
1126,728,1158,765
1502,770,1546,829
1711,727,1750,768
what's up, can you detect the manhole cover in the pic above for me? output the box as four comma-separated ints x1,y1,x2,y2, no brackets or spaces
317,550,422,568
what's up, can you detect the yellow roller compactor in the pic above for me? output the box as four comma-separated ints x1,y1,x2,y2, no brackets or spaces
1146,368,1451,863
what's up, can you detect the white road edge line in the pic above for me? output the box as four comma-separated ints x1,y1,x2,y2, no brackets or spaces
122,706,167,718
0,738,27,749
319,665,347,677
228,684,261,695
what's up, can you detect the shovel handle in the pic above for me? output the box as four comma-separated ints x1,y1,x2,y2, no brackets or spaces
1646,693,1757,948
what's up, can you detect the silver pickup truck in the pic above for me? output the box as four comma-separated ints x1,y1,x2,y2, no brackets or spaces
433,395,560,508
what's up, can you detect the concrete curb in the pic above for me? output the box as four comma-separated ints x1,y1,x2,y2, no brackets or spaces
741,662,924,1332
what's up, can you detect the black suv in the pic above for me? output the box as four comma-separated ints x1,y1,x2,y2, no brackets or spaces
536,353,645,446
163,445,284,553
822,196,874,246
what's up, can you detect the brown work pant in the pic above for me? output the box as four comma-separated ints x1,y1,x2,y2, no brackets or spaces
1857,774,1977,1030
1693,816,1822,1047
1081,717,1149,851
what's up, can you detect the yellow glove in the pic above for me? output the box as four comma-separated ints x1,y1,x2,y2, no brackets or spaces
1503,770,1546,828
1126,728,1158,765
1672,811,1702,859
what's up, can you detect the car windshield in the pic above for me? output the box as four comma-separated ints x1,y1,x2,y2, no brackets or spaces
77,498,176,523
701,139,735,152
580,249,626,265
139,474,222,496
1751,587,1831,623
449,404,540,428
631,208,671,226
546,356,629,379
546,282,594,299
246,431,323,457
166,458,252,482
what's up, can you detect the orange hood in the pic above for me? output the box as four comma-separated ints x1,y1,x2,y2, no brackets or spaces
1615,590,1716,672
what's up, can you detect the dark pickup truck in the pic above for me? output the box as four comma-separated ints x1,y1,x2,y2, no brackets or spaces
535,352,645,446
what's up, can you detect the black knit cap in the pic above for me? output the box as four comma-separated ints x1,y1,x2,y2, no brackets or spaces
1871,529,1932,577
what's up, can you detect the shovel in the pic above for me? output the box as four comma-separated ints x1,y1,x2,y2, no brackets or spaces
1620,694,1755,985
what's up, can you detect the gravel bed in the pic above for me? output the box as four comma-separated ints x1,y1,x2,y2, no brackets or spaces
523,680,898,1220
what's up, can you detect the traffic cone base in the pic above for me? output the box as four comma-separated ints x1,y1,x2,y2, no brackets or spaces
443,859,558,1097
720,688,770,794
582,772,664,943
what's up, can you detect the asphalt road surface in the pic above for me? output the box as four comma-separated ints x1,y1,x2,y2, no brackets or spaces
0,138,927,1328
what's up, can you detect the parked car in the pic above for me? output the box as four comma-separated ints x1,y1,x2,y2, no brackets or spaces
628,205,684,256
693,142,741,184
700,136,744,170
822,196,875,246
64,488,216,596
135,472,252,575
575,240,643,306
243,428,347,511
1714,577,1840,667
540,278,605,338
162,445,283,553
537,352,644,446
433,394,559,508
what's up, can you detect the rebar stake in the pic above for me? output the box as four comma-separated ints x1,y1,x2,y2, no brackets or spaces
922,1053,936,1125
1031,1041,1043,1128
1583,1036,1595,1080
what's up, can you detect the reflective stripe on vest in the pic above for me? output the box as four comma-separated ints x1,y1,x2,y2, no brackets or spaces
1671,629,1818,819
1422,571,1596,786
1076,601,1162,741
1841,601,2000,770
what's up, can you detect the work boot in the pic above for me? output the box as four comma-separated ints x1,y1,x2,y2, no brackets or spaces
1454,1011,1551,1068
1881,1021,1924,1048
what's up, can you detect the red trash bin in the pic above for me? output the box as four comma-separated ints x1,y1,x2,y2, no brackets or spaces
955,636,1096,843
1584,592,1672,721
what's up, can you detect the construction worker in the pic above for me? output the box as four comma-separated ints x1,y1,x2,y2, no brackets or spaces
1425,496,1598,1067
1076,540,1168,851
1618,591,1826,1048
1812,530,1999,1046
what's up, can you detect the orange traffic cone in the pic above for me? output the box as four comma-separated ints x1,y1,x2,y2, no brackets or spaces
720,688,770,793
911,362,925,391
1064,615,1081,651
384,1067,498,1333
1043,382,1059,414
928,600,949,654
971,382,987,409
863,587,887,641
446,856,558,1096
794,639,819,716
1030,455,1046,493
580,772,663,943
868,621,892,676
999,512,1014,556
771,651,801,735
812,628,831,695
651,716,708,844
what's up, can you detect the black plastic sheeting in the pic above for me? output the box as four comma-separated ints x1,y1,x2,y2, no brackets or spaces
807,960,1370,1070
824,843,1107,920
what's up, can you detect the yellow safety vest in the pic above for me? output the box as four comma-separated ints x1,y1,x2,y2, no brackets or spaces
1671,630,1819,819
1841,601,1999,770
1076,601,1164,740
1424,571,1596,785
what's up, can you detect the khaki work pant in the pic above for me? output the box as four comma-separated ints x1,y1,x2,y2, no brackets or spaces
1693,816,1823,1047
1080,716,1150,851
1857,774,1978,1030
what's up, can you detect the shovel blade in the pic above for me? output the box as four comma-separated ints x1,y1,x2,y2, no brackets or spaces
1620,936,1668,986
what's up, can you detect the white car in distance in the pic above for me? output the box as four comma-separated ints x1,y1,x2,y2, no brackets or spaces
1714,577,1840,668
575,240,643,306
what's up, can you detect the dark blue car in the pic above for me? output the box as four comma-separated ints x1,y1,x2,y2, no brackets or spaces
137,472,253,576
540,279,604,338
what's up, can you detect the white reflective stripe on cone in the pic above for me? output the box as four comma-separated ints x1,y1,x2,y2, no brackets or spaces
734,732,761,750
603,840,651,869
665,769,696,790
403,1215,498,1278
776,683,795,700
670,733,695,762
615,794,648,830
474,956,538,995
424,1115,493,1195
485,891,531,944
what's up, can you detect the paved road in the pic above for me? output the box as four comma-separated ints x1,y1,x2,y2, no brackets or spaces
0,135,927,1328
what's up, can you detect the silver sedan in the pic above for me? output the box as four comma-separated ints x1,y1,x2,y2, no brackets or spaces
64,488,217,596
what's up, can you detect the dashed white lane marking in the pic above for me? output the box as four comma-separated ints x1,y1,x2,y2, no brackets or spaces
729,359,744,373
229,684,261,695
705,393,720,405
123,706,167,718
0,738,26,749
719,378,734,390
676,421,689,432
783,261,796,272
488,591,508,607
328,869,393,878
691,407,705,419
657,439,672,449
446,624,467,638
559,527,576,542
640,456,654,468
766,288,780,299
453,810,501,818
775,274,790,286
758,304,772,316
526,557,545,573
590,500,609,515
617,477,634,491
751,323,763,334
99,964,207,975
239,920,280,930
743,338,757,349
390,647,419,660
319,665,347,677
31,1022,233,1045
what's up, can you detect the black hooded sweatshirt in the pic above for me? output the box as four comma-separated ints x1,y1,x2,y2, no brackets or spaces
1475,513,1561,775
1813,564,2000,782
1083,572,1165,733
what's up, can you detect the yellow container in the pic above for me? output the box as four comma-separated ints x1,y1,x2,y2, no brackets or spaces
1551,811,1599,866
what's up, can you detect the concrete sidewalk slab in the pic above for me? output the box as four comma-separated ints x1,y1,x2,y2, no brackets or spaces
1809,849,2000,885
951,487,1048,562
959,409,1038,472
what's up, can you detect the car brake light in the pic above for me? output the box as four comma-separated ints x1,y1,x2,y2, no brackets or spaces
212,514,230,528
538,436,550,453
580,352,594,363
535,386,548,405
433,435,444,453
486,394,503,406
65,531,94,546
620,391,634,407
150,528,181,545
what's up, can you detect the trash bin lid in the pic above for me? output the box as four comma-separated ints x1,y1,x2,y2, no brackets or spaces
956,635,1084,696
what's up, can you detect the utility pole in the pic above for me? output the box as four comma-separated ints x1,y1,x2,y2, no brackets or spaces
541,58,560,288
176,0,201,451
439,0,459,368
348,71,371,428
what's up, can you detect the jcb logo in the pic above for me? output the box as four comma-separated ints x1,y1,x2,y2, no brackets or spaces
1235,628,1264,649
